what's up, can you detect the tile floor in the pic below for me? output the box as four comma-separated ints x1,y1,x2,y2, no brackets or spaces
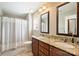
0,46,33,56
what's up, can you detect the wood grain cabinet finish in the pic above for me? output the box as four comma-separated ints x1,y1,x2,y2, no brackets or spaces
50,46,73,56
77,2,79,36
32,38,39,56
32,37,74,56
39,51,46,56
39,41,50,56
39,41,49,50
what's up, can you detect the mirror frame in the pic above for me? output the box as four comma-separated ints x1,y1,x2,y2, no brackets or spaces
57,2,78,37
40,12,49,34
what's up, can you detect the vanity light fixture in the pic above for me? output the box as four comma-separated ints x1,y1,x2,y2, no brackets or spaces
42,6,46,9
39,8,42,12
39,6,46,12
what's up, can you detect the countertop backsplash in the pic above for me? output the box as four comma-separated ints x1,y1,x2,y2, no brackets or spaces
33,33,79,45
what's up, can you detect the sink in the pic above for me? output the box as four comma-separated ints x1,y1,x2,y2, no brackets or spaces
54,42,75,49
37,36,44,39
38,36,49,39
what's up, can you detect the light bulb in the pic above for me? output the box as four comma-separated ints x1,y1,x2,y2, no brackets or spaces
42,6,46,9
39,9,42,12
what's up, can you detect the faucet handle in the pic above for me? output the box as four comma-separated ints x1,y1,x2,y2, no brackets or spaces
72,37,74,43
64,38,67,42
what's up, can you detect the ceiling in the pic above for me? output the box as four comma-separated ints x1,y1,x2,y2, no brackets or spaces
0,2,45,19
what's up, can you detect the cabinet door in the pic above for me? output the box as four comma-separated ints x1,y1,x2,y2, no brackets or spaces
39,41,50,56
39,51,46,56
39,41,49,50
39,45,49,56
32,38,39,56
50,46,73,56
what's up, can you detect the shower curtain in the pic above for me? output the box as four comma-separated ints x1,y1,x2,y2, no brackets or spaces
15,18,28,48
0,17,2,52
1,17,28,52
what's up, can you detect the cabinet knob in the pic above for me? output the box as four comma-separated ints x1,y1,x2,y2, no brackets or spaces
50,48,52,51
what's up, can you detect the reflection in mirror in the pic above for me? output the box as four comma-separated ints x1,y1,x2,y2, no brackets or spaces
68,18,77,35
58,2,77,35
40,12,49,33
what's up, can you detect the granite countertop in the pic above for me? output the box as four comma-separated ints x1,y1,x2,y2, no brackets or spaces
32,35,79,56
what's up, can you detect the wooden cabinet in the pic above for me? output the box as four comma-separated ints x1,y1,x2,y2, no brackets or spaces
77,3,79,36
39,50,46,56
32,37,74,56
32,37,39,56
39,41,50,56
50,46,74,56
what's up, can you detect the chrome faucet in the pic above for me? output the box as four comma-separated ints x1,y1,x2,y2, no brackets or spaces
40,33,45,36
71,37,74,43
64,38,67,42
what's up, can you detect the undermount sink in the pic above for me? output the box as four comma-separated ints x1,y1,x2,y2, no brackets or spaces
37,36,44,39
38,36,48,39
54,42,75,49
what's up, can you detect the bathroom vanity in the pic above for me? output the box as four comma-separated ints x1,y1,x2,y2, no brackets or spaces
32,2,79,56
32,36,78,56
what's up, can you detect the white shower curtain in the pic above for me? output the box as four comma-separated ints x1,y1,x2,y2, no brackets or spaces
21,20,28,45
0,17,2,52
15,19,28,48
15,19,22,48
2,17,15,51
1,17,28,52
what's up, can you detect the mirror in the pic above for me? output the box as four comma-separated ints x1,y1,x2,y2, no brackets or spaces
40,12,49,33
57,2,77,36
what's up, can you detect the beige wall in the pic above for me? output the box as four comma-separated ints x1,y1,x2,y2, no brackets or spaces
32,2,64,36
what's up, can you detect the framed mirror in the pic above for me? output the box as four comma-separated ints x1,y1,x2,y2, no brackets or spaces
40,12,49,33
57,2,77,36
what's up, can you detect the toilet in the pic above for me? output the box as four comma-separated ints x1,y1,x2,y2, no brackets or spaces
24,41,32,51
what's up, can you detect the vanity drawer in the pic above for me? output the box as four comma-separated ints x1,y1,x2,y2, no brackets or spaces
39,51,46,56
39,45,49,56
39,41,49,50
